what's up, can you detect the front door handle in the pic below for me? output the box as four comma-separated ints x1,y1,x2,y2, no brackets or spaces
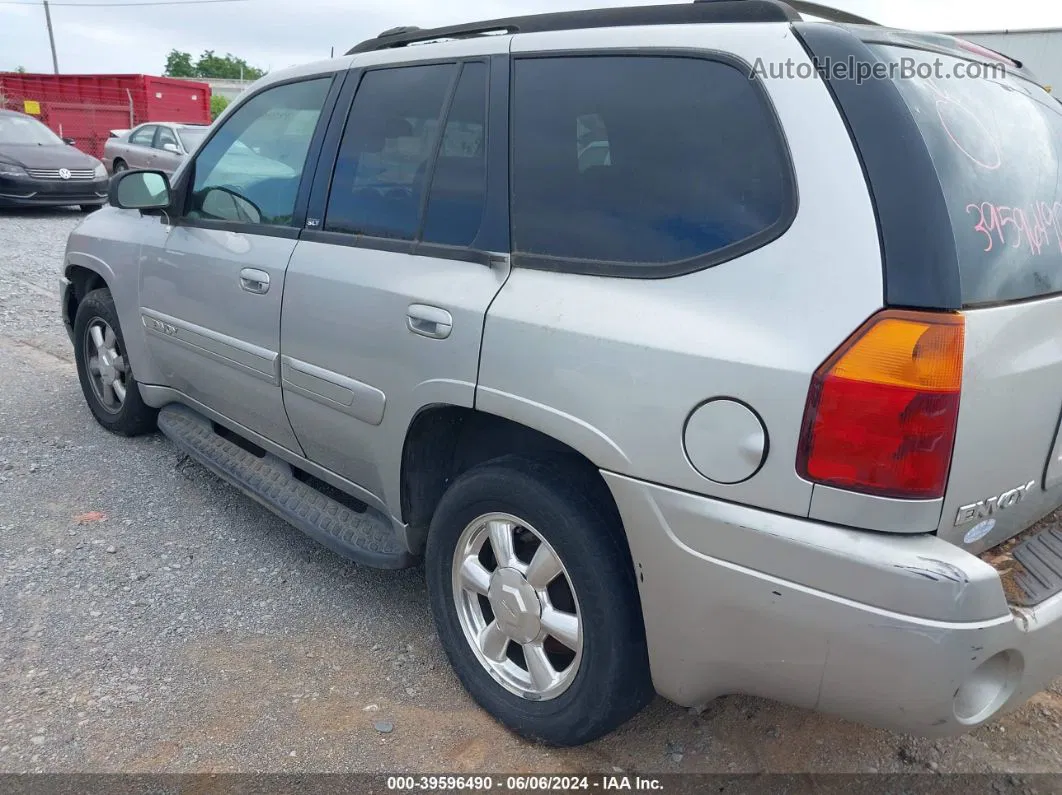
239,268,270,295
407,304,452,339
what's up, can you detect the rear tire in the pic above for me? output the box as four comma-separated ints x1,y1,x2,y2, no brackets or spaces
111,159,127,173
425,455,653,746
73,288,157,436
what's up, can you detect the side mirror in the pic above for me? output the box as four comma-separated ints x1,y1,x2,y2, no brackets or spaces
63,137,76,146
109,169,172,211
162,143,181,154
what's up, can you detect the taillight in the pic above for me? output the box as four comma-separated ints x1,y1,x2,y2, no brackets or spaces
797,310,965,500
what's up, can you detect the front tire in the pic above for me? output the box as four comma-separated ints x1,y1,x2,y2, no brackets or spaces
112,159,127,173
73,288,157,436
425,455,653,746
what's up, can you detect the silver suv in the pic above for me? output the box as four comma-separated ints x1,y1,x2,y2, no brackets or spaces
58,1,1062,746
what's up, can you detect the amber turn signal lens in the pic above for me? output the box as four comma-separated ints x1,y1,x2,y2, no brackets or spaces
828,312,964,392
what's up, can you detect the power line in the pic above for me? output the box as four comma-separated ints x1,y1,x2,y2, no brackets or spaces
0,0,249,6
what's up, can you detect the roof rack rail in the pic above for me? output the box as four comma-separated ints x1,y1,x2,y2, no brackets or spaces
346,0,797,55
346,0,877,56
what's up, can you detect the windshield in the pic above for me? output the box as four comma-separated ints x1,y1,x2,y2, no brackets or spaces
177,127,209,152
872,44,1062,305
0,114,64,146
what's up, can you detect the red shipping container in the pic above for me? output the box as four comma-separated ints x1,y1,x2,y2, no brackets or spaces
0,73,211,159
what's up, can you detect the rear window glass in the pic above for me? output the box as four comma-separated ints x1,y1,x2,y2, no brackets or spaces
510,56,794,275
873,45,1062,305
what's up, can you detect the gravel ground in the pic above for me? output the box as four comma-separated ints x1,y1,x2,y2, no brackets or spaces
1,208,1062,778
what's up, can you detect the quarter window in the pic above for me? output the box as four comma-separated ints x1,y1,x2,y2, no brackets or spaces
511,56,793,272
325,64,456,239
189,77,331,227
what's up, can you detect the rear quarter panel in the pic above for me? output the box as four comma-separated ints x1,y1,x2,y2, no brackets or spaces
940,297,1062,551
102,139,128,172
480,24,884,516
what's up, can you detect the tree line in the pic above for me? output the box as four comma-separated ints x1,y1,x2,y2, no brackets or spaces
163,49,265,81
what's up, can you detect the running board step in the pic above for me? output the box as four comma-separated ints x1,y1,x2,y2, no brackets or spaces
1010,525,1062,607
157,404,415,569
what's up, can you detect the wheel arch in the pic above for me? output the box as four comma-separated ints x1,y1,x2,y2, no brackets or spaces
63,260,112,329
400,405,630,560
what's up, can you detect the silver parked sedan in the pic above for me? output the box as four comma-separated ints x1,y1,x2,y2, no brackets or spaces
102,122,209,175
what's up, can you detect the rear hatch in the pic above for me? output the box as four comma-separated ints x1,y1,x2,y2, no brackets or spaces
867,39,1062,551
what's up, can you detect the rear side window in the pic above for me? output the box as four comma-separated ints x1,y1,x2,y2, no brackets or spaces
874,46,1062,305
510,55,795,275
325,64,456,239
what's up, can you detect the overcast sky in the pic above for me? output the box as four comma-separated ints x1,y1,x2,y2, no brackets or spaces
1,0,1061,75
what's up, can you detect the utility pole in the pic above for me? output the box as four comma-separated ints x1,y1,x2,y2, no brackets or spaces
43,0,59,74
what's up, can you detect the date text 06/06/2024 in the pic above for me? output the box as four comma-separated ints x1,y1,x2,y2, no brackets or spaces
384,775,664,791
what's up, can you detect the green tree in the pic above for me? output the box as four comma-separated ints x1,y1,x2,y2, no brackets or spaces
15,65,26,74
194,50,265,81
163,50,196,78
210,94,231,121
164,49,264,82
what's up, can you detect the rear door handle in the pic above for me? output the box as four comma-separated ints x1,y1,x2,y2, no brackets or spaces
239,268,270,294
407,304,452,339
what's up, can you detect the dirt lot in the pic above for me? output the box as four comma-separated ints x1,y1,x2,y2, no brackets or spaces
2,209,1062,778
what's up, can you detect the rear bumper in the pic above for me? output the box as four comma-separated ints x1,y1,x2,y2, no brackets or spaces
605,471,1062,736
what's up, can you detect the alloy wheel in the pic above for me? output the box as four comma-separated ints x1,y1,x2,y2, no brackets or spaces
451,512,583,701
84,318,128,414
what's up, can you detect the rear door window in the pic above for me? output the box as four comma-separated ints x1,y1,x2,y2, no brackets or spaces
325,64,456,239
510,55,795,275
873,45,1062,305
130,125,156,146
